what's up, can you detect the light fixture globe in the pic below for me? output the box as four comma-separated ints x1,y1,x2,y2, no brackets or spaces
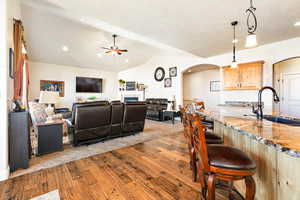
245,33,257,48
231,61,238,69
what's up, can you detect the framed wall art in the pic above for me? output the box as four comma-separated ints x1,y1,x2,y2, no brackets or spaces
210,81,221,92
40,80,65,97
169,66,177,77
164,78,172,88
9,48,14,79
154,67,165,81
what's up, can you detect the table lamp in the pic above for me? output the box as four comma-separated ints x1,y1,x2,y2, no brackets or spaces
39,91,61,116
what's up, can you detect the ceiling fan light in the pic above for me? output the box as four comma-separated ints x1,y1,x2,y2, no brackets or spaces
231,61,238,69
245,33,257,48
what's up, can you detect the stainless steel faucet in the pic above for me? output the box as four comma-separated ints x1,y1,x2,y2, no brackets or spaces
252,86,280,119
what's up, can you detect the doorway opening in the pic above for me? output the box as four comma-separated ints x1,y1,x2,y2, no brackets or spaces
273,57,300,117
182,64,221,108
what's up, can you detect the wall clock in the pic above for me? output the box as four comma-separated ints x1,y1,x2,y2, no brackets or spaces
169,67,177,77
154,67,165,81
164,78,172,88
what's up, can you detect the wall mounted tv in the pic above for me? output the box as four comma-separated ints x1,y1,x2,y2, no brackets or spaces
76,77,103,93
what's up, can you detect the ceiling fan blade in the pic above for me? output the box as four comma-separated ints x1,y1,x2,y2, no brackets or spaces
117,52,122,55
118,49,128,52
101,47,111,50
105,51,112,54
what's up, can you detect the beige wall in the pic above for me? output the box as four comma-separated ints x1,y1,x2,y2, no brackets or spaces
29,61,119,109
183,69,220,108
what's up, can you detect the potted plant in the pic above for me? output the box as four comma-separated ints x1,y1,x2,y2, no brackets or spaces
119,79,126,91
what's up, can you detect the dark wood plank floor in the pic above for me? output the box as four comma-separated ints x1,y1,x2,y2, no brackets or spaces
0,133,231,200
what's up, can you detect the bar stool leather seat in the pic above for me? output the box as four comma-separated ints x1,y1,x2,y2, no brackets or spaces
208,144,256,170
205,131,223,144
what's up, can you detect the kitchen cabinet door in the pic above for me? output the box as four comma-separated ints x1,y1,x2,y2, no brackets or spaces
223,67,240,90
239,61,263,90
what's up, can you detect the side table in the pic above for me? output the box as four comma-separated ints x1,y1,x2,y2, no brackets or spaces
36,120,63,155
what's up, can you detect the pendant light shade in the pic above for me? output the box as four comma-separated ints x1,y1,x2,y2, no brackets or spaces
245,0,258,48
231,61,238,69
245,33,257,48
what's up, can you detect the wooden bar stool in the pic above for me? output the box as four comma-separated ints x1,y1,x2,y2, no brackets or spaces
180,107,223,182
189,113,256,200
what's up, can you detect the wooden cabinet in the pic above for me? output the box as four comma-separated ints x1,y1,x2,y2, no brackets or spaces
9,112,30,172
223,61,264,90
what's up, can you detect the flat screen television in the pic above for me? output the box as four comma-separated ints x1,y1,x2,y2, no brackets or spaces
76,77,103,93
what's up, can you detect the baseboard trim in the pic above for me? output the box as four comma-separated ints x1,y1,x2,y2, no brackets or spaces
0,166,9,181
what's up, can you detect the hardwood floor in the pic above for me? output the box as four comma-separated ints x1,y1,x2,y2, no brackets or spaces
0,132,235,200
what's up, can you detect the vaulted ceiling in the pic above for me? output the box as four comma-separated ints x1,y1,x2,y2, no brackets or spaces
21,0,300,71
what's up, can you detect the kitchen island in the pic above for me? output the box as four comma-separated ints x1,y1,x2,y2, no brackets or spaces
197,106,300,200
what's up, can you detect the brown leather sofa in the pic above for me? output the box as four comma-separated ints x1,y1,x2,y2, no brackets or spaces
145,98,168,121
68,101,147,146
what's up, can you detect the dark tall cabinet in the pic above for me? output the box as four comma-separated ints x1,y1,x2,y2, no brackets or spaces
9,112,31,172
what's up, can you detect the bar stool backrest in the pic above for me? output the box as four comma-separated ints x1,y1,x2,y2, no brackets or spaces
194,101,205,111
187,113,210,172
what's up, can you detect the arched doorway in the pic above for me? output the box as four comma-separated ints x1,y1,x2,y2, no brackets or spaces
273,57,300,117
182,64,221,108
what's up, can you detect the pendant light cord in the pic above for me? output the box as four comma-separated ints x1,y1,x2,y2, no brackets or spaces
231,21,238,62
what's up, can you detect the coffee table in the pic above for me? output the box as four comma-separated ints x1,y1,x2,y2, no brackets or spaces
162,110,181,124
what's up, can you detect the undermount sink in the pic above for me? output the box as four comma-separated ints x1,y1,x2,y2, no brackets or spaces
263,116,300,126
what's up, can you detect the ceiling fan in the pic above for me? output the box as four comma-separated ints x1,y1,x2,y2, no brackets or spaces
102,34,128,55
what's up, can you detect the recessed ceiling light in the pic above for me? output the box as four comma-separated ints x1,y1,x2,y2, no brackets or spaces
188,70,192,73
295,21,300,26
125,59,129,63
97,53,103,58
62,45,69,52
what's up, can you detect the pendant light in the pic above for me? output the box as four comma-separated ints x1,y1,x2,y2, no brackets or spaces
245,0,258,48
231,21,238,69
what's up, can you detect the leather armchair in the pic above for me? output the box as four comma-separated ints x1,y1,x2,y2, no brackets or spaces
123,102,147,134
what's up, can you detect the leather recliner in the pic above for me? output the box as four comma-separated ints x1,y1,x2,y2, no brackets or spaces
69,101,147,146
72,101,111,146
123,102,147,134
110,101,124,138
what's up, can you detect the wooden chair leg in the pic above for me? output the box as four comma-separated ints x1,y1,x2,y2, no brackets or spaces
188,144,193,169
245,176,256,200
207,174,216,200
191,148,197,182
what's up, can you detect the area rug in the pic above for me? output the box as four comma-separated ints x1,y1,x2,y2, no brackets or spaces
11,119,183,178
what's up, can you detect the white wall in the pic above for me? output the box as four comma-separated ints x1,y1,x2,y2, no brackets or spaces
183,69,220,108
203,37,300,106
119,37,300,107
118,52,203,105
0,0,9,181
29,62,119,109
0,0,22,181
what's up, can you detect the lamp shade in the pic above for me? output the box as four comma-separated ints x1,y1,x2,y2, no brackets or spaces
39,91,61,104
231,61,238,69
245,33,257,48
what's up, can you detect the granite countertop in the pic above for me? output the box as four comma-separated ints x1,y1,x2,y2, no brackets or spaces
197,106,300,158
